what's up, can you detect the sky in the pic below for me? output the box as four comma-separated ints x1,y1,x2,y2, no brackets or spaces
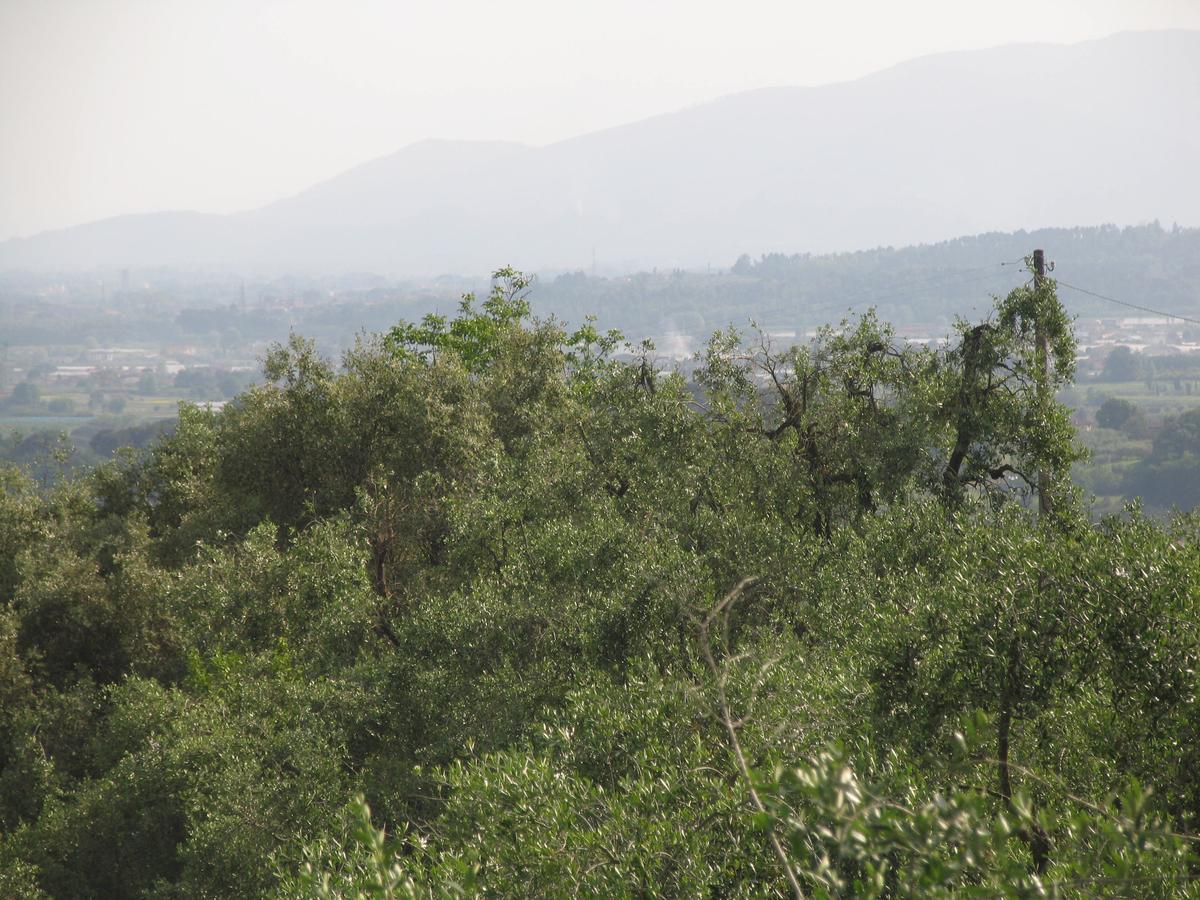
2,0,1199,241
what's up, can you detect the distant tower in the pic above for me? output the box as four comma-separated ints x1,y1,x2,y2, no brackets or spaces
121,268,130,292
239,281,246,307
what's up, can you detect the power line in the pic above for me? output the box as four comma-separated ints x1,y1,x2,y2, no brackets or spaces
1055,279,1200,328
786,259,1200,329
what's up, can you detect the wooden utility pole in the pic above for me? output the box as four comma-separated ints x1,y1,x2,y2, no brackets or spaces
1027,248,1055,871
1033,249,1052,517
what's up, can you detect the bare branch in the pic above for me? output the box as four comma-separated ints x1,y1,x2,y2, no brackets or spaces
697,577,806,900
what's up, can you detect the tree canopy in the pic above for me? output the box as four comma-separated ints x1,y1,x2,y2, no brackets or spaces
1,266,1198,898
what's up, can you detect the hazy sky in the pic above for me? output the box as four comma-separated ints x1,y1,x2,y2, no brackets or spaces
2,0,1198,241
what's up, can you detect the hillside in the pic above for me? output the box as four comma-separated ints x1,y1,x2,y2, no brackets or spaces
533,222,1200,339
2,30,1198,275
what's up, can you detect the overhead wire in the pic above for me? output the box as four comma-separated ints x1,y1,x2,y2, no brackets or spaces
1054,279,1200,328
801,262,1200,328
755,254,1200,333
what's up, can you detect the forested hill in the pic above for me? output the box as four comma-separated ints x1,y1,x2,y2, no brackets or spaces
534,223,1200,340
1,270,1199,897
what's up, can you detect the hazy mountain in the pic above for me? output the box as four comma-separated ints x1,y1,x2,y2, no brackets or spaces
3,30,1198,275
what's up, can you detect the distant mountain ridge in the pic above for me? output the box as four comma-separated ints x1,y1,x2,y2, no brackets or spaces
3,29,1198,276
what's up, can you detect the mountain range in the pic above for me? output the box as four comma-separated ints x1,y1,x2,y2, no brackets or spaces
2,29,1198,276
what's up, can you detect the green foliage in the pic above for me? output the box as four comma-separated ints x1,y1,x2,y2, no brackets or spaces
1122,408,1200,511
8,382,41,410
760,738,1195,898
280,795,452,899
2,267,1199,897
384,267,533,372
1096,396,1138,430
1103,346,1143,383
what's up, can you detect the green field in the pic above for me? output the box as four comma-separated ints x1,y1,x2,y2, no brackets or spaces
1075,379,1200,417
0,414,95,431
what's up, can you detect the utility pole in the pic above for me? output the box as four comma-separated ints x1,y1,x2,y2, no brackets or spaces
1033,248,1052,517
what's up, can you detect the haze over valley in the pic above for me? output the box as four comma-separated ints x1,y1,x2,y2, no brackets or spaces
3,30,1197,276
